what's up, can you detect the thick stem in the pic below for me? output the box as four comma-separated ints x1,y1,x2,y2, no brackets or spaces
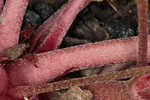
0,0,29,55
7,36,150,86
137,0,148,66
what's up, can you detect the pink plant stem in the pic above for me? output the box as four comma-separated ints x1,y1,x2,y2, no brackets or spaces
29,3,68,52
30,0,91,53
6,35,150,86
137,0,148,66
0,0,29,55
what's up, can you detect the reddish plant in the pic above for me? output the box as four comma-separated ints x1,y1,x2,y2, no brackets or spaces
7,66,150,99
137,0,148,66
29,0,91,53
6,36,150,86
0,0,149,100
0,0,29,56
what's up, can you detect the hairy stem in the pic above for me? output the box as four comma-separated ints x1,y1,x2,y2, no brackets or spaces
7,36,150,86
8,66,150,98
0,0,29,55
137,0,148,66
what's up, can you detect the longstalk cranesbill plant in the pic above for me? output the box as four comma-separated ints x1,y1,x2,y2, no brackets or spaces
0,0,149,100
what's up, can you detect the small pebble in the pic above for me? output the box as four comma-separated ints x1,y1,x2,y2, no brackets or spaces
5,44,29,60
51,86,93,100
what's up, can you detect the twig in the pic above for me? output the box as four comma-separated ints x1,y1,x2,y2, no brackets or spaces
8,66,150,98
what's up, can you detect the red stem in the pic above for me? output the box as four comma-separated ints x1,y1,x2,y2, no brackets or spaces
137,0,148,66
0,0,149,99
